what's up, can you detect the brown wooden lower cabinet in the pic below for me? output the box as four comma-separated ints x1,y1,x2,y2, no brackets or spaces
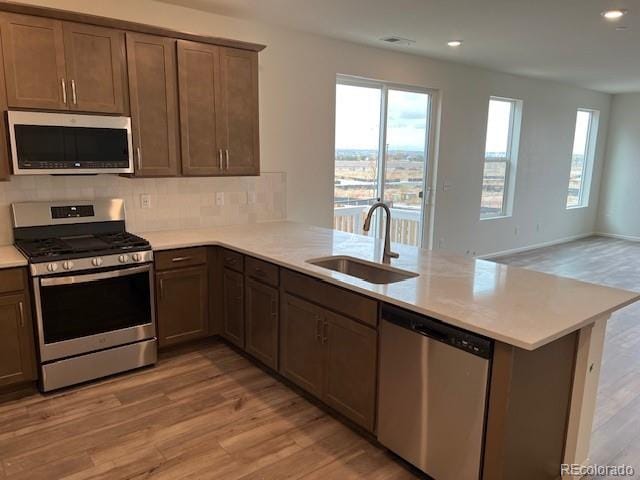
222,267,244,348
279,292,377,432
0,268,37,388
245,277,278,369
323,311,377,431
280,293,325,398
156,264,208,348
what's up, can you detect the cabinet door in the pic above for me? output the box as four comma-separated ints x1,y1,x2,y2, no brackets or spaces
156,265,208,348
126,33,180,177
177,40,223,176
279,293,325,398
0,13,67,110
217,47,259,176
222,267,244,348
0,293,37,387
323,312,378,431
62,22,126,113
245,277,278,369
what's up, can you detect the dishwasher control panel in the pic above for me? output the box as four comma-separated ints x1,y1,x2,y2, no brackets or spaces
382,303,493,359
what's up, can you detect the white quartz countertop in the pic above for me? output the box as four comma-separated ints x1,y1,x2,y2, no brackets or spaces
0,245,27,269
141,221,640,351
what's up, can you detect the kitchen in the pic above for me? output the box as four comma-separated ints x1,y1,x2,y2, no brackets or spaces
0,1,639,479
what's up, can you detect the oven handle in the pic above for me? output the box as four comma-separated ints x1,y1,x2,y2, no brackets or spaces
40,264,152,287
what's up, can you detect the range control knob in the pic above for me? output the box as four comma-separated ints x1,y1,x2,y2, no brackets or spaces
46,263,59,272
91,257,103,267
118,254,129,264
62,261,74,270
132,253,142,262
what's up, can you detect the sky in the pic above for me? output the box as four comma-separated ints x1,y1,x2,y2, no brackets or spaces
334,84,429,152
336,85,591,156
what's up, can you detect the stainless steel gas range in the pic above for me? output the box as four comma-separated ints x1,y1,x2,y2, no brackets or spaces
12,199,157,392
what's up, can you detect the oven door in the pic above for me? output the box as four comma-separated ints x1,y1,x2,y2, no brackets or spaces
33,264,156,362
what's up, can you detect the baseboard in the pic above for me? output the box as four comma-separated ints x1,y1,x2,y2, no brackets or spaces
479,233,594,260
594,231,640,242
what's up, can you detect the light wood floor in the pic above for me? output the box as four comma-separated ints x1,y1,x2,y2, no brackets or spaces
494,235,640,479
3,235,638,480
0,340,419,480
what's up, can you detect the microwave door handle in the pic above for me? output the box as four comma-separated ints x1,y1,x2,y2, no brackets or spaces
40,264,151,287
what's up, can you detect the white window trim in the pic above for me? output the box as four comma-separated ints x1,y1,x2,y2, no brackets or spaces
480,96,523,221
566,108,599,210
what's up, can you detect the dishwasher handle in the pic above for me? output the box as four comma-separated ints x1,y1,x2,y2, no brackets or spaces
382,303,493,359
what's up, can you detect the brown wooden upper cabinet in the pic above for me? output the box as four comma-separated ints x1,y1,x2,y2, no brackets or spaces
177,40,259,177
0,13,126,113
126,33,180,176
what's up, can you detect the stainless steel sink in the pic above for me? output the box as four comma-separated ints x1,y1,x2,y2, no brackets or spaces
307,256,418,284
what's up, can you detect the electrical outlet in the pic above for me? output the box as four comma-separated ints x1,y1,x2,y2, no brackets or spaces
215,192,225,206
140,194,151,209
514,226,519,236
438,238,444,248
536,223,541,232
248,191,257,205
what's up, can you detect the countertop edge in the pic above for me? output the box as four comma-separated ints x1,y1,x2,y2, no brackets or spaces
149,237,640,351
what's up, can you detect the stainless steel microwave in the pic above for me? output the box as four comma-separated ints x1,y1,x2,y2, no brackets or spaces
7,111,134,175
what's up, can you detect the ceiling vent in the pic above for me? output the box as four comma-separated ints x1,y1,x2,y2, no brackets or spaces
380,36,416,46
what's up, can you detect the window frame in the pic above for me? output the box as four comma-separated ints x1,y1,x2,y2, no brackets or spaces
480,96,523,220
566,108,599,210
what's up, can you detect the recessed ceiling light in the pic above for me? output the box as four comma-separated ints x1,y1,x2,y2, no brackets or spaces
601,9,628,20
447,40,463,47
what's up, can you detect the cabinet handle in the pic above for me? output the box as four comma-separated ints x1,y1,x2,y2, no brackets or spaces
225,256,236,264
71,79,77,105
225,149,230,170
315,315,322,342
218,149,223,170
271,299,277,318
61,78,67,104
171,256,192,263
254,267,265,277
136,147,142,170
322,320,328,344
18,301,25,328
159,279,165,299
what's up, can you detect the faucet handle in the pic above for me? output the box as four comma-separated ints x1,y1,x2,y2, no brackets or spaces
389,251,400,259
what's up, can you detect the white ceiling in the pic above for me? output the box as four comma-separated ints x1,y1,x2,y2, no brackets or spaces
159,0,639,93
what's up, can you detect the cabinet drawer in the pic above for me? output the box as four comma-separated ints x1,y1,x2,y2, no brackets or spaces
0,268,26,295
222,249,244,272
282,270,377,328
155,247,207,271
246,257,278,286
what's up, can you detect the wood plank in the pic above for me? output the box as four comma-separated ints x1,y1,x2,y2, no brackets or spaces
0,339,419,479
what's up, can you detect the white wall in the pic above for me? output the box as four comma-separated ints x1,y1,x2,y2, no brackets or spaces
10,0,611,256
596,93,640,241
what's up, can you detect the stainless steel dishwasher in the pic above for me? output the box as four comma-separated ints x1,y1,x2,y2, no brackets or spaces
378,304,493,480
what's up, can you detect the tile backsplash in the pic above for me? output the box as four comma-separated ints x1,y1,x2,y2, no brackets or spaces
0,173,287,245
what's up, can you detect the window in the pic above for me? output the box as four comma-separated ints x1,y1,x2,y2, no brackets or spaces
567,109,599,208
480,97,522,219
333,77,434,247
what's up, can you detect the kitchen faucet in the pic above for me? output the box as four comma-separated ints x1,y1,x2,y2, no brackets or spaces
363,202,399,264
